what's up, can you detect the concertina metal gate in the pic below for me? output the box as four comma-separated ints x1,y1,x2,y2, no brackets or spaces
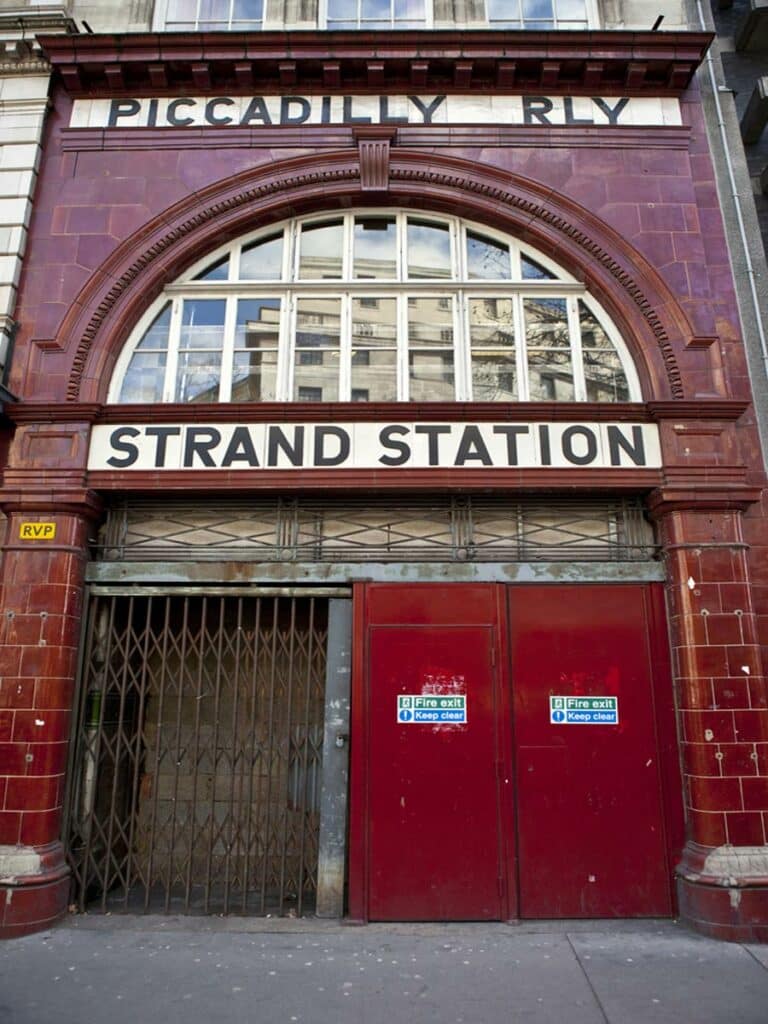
64,592,327,916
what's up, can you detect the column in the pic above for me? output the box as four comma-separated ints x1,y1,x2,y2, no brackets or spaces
650,491,768,942
0,499,99,937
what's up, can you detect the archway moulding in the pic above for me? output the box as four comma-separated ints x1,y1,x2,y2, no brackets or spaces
53,149,693,403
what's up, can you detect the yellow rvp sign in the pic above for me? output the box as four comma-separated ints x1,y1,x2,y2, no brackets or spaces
19,522,56,541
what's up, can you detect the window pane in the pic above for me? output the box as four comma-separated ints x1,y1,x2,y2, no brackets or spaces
352,297,397,401
299,221,344,279
578,301,613,350
234,298,280,402
295,298,341,402
525,298,573,401
233,0,262,19
240,234,283,280
466,231,511,280
584,350,629,402
198,0,229,26
523,0,554,18
328,0,357,17
180,299,226,350
194,255,229,282
394,0,425,18
524,297,569,348
521,255,556,280
361,0,390,18
135,303,171,351
579,301,629,402
407,220,452,279
487,0,521,23
408,297,454,400
469,297,517,401
119,352,167,403
175,351,222,403
354,218,397,279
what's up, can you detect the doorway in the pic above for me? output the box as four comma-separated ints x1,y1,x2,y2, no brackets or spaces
350,582,680,921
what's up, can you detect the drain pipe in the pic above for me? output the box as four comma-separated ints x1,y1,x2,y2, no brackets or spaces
695,0,768,378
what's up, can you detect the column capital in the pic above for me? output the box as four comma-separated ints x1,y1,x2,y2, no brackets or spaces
647,485,763,520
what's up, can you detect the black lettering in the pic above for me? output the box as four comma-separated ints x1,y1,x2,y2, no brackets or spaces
379,425,410,467
281,96,311,125
183,427,222,467
593,97,630,126
146,98,159,128
221,426,259,467
492,425,529,466
523,96,554,125
538,424,552,465
408,95,445,124
267,425,304,467
321,96,332,124
107,99,141,127
563,97,593,126
313,426,350,466
342,96,371,124
607,424,646,466
106,427,140,468
166,98,195,126
414,425,450,466
240,96,272,125
379,96,408,125
454,425,492,466
561,425,598,466
205,97,235,126
145,426,181,468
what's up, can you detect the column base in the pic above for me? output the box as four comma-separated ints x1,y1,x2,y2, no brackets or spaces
677,842,768,943
0,842,70,939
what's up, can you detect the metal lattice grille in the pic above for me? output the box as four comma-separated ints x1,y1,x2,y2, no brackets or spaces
64,593,327,916
97,496,656,563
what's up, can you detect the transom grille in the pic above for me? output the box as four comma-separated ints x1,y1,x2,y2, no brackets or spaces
64,593,327,916
97,496,656,563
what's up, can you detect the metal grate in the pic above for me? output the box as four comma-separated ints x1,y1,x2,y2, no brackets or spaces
97,497,656,563
64,593,327,916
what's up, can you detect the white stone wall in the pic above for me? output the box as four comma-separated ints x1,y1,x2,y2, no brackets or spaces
0,8,72,384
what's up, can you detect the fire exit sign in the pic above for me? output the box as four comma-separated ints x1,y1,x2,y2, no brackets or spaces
550,696,619,725
397,695,467,724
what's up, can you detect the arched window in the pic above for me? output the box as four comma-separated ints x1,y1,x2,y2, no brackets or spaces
110,211,640,405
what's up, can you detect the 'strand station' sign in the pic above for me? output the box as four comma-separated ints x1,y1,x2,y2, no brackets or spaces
87,421,661,471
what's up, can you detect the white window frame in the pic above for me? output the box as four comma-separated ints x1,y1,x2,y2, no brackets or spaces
109,209,640,405
152,0,599,30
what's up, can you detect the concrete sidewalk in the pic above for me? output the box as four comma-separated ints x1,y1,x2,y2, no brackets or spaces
1,917,767,1024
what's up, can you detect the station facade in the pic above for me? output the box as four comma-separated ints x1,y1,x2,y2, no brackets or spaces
1,21,768,941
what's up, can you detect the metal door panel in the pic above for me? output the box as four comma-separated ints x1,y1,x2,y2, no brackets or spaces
510,584,672,918
360,583,509,921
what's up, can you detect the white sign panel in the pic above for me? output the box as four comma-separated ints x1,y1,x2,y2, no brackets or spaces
70,95,682,130
87,421,661,471
398,695,467,724
549,695,619,725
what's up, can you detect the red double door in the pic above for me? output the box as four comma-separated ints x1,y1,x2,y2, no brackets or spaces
350,583,682,921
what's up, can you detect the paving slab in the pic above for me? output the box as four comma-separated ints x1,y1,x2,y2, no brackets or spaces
0,919,766,1024
569,929,768,1024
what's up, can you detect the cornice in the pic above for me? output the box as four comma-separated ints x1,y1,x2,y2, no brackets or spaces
38,29,714,97
5,400,753,427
